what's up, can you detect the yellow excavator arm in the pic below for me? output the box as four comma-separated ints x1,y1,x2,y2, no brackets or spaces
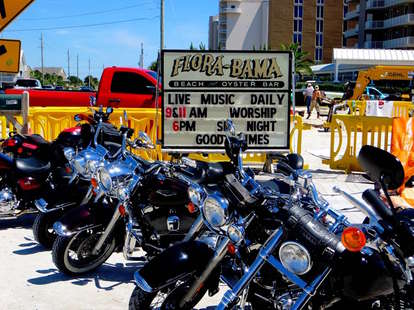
351,66,414,100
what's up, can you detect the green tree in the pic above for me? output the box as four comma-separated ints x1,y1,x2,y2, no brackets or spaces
148,60,158,71
280,43,313,77
84,75,99,89
68,75,83,87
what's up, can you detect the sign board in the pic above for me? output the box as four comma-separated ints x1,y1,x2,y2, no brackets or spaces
0,39,20,73
162,50,292,152
0,0,35,32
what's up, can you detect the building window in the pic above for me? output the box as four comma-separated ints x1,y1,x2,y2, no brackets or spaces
293,0,303,47
315,0,324,63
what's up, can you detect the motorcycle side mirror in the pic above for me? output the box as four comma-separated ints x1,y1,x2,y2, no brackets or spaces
107,106,113,114
358,145,404,191
225,119,236,137
358,145,404,211
136,131,155,149
74,114,82,122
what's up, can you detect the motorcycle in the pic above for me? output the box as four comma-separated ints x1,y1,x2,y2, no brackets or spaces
129,120,414,309
32,106,123,248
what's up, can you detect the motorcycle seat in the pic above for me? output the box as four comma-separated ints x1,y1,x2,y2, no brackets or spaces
180,160,233,184
25,134,51,146
15,157,51,176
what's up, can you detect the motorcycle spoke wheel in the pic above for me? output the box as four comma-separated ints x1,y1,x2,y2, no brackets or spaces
59,230,116,274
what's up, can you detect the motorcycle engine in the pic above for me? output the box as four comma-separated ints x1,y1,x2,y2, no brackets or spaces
0,188,17,214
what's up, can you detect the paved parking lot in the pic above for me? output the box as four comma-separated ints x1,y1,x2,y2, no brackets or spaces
0,128,372,309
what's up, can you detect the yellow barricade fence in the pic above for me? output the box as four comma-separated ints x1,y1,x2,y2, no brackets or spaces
345,100,414,117
0,107,305,164
323,114,394,173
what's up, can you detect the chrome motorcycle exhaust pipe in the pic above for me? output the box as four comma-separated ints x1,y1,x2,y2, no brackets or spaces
80,185,93,205
92,204,121,255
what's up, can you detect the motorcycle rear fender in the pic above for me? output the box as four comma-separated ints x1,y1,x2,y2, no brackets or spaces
53,203,115,237
134,241,215,293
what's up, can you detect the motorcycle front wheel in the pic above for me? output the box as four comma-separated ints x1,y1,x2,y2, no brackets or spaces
52,229,116,276
129,278,208,310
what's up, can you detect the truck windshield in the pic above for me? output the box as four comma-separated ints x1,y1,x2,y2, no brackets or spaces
15,80,39,88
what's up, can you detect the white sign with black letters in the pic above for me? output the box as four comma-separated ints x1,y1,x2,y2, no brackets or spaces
162,50,293,151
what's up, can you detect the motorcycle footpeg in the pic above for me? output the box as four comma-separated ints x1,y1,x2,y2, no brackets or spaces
34,198,48,213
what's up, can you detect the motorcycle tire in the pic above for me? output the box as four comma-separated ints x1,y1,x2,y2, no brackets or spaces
33,212,62,249
129,278,208,310
52,230,116,276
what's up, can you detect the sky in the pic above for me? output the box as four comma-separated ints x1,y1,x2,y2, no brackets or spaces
1,0,218,79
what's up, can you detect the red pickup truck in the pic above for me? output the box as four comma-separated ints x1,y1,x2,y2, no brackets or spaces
6,67,161,108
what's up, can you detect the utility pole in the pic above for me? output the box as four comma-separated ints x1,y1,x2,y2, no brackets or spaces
139,42,144,68
161,0,164,50
67,49,70,77
40,33,44,85
76,54,79,80
88,57,91,88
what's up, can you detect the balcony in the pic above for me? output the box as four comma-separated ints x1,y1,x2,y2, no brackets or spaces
384,13,414,27
344,25,359,38
384,0,414,8
366,0,385,9
364,41,384,48
365,14,414,30
221,7,242,14
383,36,414,48
344,5,360,20
365,20,384,29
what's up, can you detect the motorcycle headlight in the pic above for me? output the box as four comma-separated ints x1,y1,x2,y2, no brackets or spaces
63,147,75,161
279,242,312,275
202,194,229,228
73,156,86,175
87,160,99,174
117,187,129,201
227,224,244,245
98,169,112,192
188,186,203,206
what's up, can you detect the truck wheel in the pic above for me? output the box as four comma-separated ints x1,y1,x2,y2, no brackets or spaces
33,212,62,249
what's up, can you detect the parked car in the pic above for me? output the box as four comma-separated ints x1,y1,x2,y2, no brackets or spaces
79,86,94,92
42,85,54,90
55,86,64,91
14,78,42,89
6,67,160,108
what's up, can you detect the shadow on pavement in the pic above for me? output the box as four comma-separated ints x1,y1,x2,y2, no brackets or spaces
27,261,145,291
0,214,36,230
13,242,48,255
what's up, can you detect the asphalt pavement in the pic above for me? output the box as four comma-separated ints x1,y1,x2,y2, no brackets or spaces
0,125,373,309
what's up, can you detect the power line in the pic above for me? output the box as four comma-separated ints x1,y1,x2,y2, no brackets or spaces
4,16,159,32
20,2,157,21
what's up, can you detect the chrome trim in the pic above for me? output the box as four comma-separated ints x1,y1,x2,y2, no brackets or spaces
53,221,75,237
183,214,204,242
133,271,154,293
34,198,48,213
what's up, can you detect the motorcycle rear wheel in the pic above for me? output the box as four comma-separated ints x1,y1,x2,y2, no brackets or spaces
33,212,62,249
52,229,116,276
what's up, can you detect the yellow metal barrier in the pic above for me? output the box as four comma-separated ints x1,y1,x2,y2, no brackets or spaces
345,100,414,117
323,114,393,173
0,107,305,163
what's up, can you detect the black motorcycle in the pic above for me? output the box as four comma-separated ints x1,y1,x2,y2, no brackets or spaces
129,121,414,309
50,126,234,275
31,106,123,249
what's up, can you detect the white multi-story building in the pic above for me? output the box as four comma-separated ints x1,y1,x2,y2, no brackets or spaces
209,0,269,50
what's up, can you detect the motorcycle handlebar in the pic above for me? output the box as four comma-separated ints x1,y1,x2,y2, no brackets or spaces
286,205,345,259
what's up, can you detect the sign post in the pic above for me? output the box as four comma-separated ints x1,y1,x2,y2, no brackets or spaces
162,50,293,153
